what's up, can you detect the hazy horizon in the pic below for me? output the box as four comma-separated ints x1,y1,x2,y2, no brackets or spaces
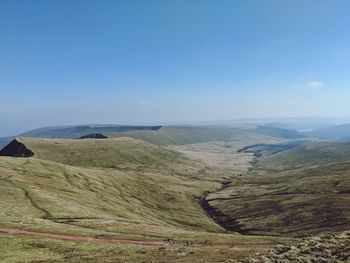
1,0,350,136
1,116,350,138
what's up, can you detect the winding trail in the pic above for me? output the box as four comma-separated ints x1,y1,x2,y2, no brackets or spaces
0,227,275,249
0,227,168,246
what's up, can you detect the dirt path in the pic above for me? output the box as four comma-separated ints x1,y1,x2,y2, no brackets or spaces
0,227,275,249
0,227,168,246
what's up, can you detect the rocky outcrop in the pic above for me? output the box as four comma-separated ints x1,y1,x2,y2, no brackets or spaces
79,133,108,139
0,139,34,157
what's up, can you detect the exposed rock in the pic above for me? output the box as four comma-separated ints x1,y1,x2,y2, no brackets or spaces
79,133,108,139
0,139,34,157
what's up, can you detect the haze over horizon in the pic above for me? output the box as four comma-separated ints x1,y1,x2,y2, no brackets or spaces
1,0,350,136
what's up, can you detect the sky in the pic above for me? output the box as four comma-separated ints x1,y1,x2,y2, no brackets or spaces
1,0,350,136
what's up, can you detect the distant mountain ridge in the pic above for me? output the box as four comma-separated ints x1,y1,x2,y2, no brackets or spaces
307,123,350,140
0,124,307,150
0,125,162,149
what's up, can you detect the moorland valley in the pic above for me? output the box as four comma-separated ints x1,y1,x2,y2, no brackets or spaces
0,124,350,262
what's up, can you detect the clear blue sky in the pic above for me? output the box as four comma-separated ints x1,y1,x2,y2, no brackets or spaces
1,0,350,135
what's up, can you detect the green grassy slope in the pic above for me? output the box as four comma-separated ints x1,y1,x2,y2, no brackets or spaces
207,141,350,237
16,137,190,169
0,155,222,239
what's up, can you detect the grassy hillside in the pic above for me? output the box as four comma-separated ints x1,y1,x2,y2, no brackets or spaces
257,141,350,169
206,141,350,237
0,153,224,239
14,137,189,169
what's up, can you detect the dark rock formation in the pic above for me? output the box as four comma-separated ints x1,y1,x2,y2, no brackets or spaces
0,139,34,157
79,133,108,139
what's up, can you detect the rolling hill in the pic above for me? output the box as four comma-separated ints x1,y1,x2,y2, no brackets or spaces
205,141,350,237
